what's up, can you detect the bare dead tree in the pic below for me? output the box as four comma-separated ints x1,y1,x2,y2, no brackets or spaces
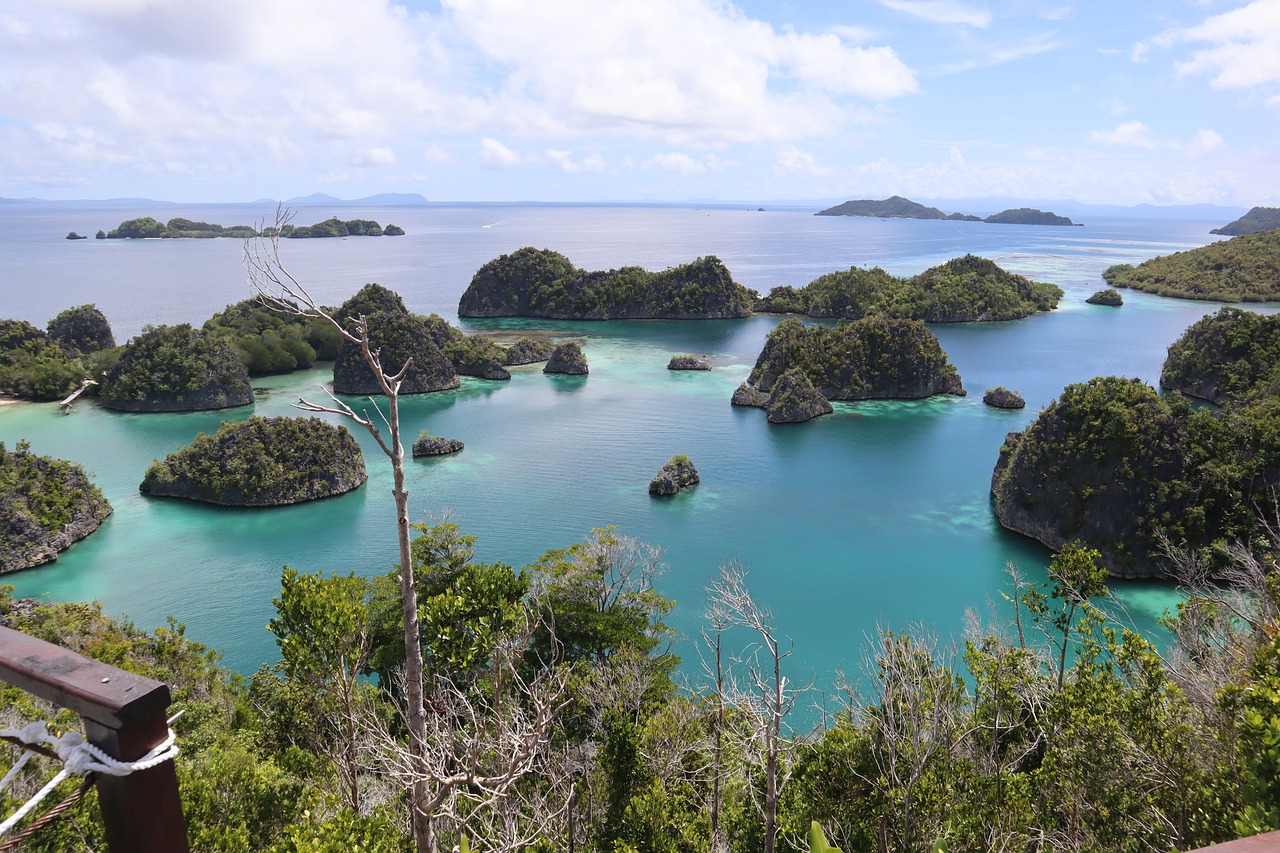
244,208,432,852
700,581,733,853
359,628,573,853
707,559,807,853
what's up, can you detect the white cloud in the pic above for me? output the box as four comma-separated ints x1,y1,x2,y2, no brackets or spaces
1090,121,1158,148
479,137,520,168
774,145,831,176
441,0,916,144
939,33,1061,73
647,152,708,175
423,145,453,165
546,149,607,173
354,147,397,167
1185,128,1225,156
1137,0,1280,89
876,0,991,28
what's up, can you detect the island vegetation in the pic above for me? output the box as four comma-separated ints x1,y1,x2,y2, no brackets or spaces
763,368,835,423
1211,207,1280,236
412,431,464,457
1086,288,1123,306
982,386,1025,408
0,306,120,402
4,511,1280,851
1102,228,1280,301
457,247,756,319
1161,307,1280,405
740,316,964,404
814,196,1077,225
102,216,405,239
203,297,341,376
502,337,555,365
544,341,589,375
754,254,1061,322
0,440,112,572
99,324,253,412
140,417,367,506
668,354,711,370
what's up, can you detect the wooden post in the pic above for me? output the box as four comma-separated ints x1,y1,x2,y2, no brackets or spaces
0,626,190,852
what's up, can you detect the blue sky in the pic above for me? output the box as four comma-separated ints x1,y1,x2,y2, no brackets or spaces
1,0,1277,205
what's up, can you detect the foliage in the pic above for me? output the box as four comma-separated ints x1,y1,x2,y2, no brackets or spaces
331,283,409,328
755,254,1061,322
332,311,458,395
46,304,115,354
458,248,756,319
746,316,963,401
0,439,112,572
982,208,1075,226
1211,208,1280,236
814,196,949,219
1085,288,1123,306
141,416,367,506
1161,307,1280,405
100,323,253,411
1103,228,1280,301
204,297,340,375
279,218,392,238
0,318,88,401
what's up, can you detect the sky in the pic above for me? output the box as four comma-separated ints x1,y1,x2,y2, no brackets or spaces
1,0,1277,206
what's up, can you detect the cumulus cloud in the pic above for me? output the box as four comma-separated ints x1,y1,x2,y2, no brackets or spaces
1135,0,1280,89
1091,121,1158,148
546,150,607,173
354,147,397,167
774,145,831,176
876,0,991,28
1185,129,1226,156
647,152,709,175
479,137,521,168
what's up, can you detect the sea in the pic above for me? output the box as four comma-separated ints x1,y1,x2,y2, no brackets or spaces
1,200,1268,715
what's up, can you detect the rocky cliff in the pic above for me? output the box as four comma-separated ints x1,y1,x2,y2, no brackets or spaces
1,442,112,573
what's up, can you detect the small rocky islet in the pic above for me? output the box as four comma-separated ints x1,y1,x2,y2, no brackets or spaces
544,342,588,375
649,454,700,495
983,387,1026,409
413,432,464,457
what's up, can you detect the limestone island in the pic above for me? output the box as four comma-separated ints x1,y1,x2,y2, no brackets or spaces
734,317,964,419
544,342,588,375
814,196,1078,226
140,417,366,506
1,441,112,573
457,247,756,320
103,216,404,239
65,231,87,240
754,254,1061,322
1,306,119,404
1086,289,1123,307
1102,228,1280,302
1161,307,1280,406
1211,206,1280,236
668,354,711,370
412,431,464,457
983,387,1025,409
649,454,700,495
329,284,459,395
503,338,555,365
991,364,1280,578
100,324,252,412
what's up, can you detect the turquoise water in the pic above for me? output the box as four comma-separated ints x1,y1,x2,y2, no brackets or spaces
1,203,1270,698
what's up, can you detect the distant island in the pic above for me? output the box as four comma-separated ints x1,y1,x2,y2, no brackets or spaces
754,254,1061,322
101,216,405,239
457,247,756,320
815,196,1079,226
1102,228,1280,302
1211,207,1280,236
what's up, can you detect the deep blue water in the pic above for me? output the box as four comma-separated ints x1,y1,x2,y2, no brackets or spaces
1,202,1267,708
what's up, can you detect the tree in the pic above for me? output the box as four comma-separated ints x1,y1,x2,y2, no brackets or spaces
245,209,432,852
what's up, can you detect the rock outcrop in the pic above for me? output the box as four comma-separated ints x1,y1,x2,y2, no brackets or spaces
503,338,555,365
100,324,252,412
731,383,770,407
744,316,964,402
333,311,459,395
544,342,588,375
668,355,711,370
649,455,700,495
458,247,756,319
766,369,833,423
983,387,1026,409
413,434,465,457
140,416,366,506
1161,307,1280,406
1,442,112,573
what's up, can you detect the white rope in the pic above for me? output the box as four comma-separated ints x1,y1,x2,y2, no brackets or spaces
0,720,180,837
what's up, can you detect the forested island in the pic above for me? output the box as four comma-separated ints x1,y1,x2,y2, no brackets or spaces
815,196,1078,226
1211,206,1280,236
992,312,1280,577
140,417,366,506
102,216,405,239
734,316,963,421
1,440,112,572
754,254,1061,321
457,247,756,319
1102,228,1280,301
99,324,253,412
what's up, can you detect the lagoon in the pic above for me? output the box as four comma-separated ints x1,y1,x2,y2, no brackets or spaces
0,202,1265,697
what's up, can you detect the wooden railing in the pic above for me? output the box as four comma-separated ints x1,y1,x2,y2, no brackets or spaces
0,625,189,851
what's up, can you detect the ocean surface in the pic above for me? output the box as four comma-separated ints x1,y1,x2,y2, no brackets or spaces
1,201,1268,710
